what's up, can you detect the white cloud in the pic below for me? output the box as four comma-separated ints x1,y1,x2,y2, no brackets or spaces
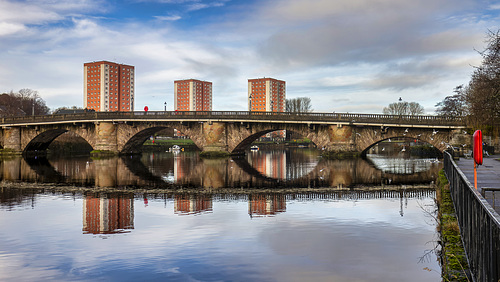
155,15,182,21
0,22,25,36
0,0,497,113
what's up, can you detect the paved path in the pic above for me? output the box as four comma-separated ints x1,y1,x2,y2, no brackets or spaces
455,154,500,211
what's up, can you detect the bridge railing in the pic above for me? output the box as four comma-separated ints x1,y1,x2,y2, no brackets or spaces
0,111,465,126
443,151,500,281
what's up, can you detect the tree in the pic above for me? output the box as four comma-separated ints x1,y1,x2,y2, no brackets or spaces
435,85,468,118
383,101,424,115
464,29,500,134
286,97,313,113
0,89,50,117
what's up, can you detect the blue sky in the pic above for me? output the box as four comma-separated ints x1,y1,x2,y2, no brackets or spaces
0,0,499,113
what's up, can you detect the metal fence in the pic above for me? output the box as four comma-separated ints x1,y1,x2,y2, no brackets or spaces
444,151,500,281
0,111,465,127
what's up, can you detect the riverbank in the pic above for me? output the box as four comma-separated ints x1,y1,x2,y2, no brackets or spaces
436,170,471,281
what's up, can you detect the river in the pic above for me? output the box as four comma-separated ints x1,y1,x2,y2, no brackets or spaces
0,148,442,281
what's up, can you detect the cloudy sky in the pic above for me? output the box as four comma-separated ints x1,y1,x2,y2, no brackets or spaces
0,0,498,113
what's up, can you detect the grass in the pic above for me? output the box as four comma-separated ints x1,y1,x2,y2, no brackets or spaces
436,170,470,281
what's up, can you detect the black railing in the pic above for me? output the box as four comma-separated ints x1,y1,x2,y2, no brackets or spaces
0,111,465,127
444,151,500,281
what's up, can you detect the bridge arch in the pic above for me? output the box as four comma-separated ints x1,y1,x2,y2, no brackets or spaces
23,127,95,155
361,137,442,157
118,124,202,154
232,129,288,153
354,126,454,157
227,124,322,154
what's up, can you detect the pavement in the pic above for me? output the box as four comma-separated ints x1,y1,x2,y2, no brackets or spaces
455,154,500,211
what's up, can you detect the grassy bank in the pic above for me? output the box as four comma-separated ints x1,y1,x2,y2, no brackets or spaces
436,170,471,281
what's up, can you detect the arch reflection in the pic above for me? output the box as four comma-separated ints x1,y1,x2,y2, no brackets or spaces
0,150,442,189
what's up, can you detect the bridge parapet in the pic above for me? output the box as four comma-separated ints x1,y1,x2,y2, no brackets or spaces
0,111,465,128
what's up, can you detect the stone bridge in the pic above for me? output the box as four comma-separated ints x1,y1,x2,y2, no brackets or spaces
0,111,466,155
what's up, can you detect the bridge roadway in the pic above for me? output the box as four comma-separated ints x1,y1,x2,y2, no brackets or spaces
0,111,466,155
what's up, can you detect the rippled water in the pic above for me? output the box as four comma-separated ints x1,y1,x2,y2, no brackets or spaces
0,149,442,281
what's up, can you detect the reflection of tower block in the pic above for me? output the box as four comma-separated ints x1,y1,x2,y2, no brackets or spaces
83,193,134,234
174,194,213,215
248,194,286,217
251,151,286,180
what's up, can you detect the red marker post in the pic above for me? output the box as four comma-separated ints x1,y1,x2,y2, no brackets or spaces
144,106,149,112
473,130,483,189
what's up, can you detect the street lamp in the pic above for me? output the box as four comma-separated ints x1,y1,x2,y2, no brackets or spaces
32,93,38,116
249,94,253,112
164,102,167,111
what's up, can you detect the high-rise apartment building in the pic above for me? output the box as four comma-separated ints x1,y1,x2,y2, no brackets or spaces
174,79,212,111
248,78,286,112
84,61,134,112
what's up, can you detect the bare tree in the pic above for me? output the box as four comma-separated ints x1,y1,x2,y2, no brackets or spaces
383,101,424,115
0,89,50,117
407,102,425,115
286,97,313,113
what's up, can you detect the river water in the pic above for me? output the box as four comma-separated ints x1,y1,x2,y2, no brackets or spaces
0,148,442,281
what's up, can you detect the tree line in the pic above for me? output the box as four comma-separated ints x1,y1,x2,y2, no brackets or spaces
0,89,50,117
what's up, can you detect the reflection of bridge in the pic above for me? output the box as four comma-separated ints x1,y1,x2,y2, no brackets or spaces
0,111,465,154
1,153,441,189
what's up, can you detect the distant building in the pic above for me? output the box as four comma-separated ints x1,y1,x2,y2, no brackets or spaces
174,79,212,111
248,77,286,112
84,61,134,112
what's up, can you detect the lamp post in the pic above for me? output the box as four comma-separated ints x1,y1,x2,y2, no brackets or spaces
32,93,38,116
249,94,252,112
164,102,167,112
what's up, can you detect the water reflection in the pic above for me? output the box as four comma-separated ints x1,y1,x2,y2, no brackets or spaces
366,153,441,174
1,187,435,233
0,187,440,281
0,149,442,189
83,192,134,234
249,193,286,217
174,194,213,215
0,149,442,281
